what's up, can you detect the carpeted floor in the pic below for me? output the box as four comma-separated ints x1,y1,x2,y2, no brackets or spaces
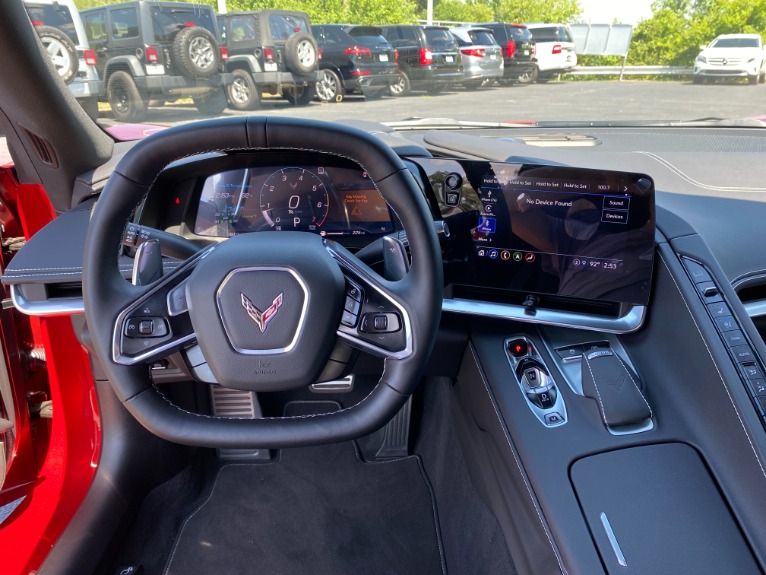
163,402,446,575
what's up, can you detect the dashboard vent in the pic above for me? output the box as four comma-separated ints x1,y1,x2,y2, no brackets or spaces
737,283,766,340
496,134,601,147
22,128,58,168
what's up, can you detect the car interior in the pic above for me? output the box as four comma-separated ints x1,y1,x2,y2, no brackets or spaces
3,1,766,574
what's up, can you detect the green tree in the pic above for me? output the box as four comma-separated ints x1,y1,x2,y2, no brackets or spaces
494,0,582,24
433,0,494,24
628,0,766,67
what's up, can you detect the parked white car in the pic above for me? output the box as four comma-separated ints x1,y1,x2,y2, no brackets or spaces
694,34,766,84
525,23,577,81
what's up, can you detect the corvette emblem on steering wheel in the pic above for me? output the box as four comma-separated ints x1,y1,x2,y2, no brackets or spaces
241,292,284,333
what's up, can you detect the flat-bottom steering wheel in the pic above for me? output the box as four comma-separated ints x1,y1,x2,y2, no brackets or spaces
82,117,442,448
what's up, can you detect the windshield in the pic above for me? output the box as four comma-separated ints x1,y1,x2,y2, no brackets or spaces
711,37,760,48
29,0,766,130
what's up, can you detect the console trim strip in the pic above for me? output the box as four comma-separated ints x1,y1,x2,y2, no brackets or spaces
599,512,628,567
443,298,647,334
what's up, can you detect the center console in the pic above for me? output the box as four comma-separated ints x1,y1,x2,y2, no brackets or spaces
417,160,766,574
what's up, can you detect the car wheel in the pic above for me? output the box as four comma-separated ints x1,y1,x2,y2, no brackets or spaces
388,71,411,97
193,89,228,115
172,26,220,79
759,72,766,84
35,25,78,85
692,75,703,85
79,97,99,121
517,67,539,84
462,80,483,90
227,69,261,111
282,85,313,106
285,32,319,75
316,69,342,102
107,71,146,123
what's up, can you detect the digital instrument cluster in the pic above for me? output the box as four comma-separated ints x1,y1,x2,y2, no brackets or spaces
193,165,394,238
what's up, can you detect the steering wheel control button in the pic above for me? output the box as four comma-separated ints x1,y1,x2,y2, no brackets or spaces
343,296,361,316
138,320,154,335
346,283,363,302
361,312,401,334
341,310,359,328
124,316,169,338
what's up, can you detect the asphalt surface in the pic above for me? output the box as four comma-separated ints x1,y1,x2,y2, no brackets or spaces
97,80,766,128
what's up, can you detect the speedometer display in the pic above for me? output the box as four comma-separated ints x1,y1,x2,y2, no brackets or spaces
260,168,329,231
193,165,394,237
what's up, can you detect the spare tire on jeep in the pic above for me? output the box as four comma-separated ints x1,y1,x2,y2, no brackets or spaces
35,25,78,85
172,26,220,79
284,32,319,75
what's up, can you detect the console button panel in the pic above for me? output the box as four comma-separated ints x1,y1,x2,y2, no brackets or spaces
505,337,567,428
681,257,766,425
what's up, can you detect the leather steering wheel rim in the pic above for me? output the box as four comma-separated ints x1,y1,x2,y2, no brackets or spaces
82,116,443,448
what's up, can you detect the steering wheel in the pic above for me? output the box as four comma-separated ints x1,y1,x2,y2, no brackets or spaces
82,117,443,448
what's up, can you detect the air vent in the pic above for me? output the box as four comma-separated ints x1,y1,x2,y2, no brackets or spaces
497,134,601,147
737,282,766,341
22,129,58,167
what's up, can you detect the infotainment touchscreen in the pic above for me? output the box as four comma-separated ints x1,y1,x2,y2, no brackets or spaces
416,159,655,306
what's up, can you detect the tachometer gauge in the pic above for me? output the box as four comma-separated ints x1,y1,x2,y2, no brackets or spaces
260,168,329,231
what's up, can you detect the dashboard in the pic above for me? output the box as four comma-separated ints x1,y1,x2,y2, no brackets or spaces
149,152,655,315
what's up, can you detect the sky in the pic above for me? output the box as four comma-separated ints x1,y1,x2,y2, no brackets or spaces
578,0,655,25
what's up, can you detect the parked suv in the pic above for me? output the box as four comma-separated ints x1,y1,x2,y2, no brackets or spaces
311,25,397,102
694,34,766,84
80,1,232,122
449,26,504,89
478,23,536,84
25,0,100,119
218,10,319,109
379,25,462,96
525,23,577,81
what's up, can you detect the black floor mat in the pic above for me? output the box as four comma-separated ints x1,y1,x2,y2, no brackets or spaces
164,403,446,575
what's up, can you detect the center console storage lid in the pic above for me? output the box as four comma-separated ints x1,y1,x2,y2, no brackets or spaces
570,443,760,575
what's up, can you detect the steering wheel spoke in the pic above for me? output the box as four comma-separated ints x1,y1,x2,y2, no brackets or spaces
326,241,412,360
113,246,213,365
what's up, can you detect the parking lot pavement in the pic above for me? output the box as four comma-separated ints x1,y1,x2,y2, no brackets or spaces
97,80,766,128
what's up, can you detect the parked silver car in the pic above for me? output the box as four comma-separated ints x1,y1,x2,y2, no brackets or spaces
449,26,503,89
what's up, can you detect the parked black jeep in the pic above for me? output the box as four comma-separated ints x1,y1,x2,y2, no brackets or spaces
80,1,232,122
218,10,319,110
